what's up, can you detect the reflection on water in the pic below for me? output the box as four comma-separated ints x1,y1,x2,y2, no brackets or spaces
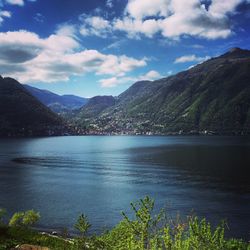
0,136,249,239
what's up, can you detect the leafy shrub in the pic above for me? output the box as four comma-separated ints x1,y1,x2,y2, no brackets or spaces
100,196,249,250
1,199,249,250
9,210,40,228
22,210,40,227
9,212,24,227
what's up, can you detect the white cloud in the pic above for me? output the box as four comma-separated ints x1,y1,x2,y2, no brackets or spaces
209,0,243,18
191,44,205,49
56,24,78,40
0,10,10,17
0,10,11,24
5,0,24,6
114,17,160,38
158,0,235,39
79,0,250,40
80,15,111,38
106,0,113,8
0,0,36,25
99,75,139,88
95,54,146,76
0,30,44,63
33,13,45,23
188,64,196,69
139,70,162,80
99,77,119,88
99,70,162,88
174,54,210,63
125,0,169,20
5,0,36,5
103,39,126,51
0,9,10,22
0,29,147,83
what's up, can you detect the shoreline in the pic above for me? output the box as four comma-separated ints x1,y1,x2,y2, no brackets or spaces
1,133,250,139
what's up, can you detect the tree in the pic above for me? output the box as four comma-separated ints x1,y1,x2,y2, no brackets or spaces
74,214,91,249
74,214,91,236
121,196,164,249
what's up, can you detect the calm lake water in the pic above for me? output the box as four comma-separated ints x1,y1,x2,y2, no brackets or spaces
0,136,249,239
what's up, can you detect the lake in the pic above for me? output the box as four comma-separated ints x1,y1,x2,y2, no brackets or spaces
0,136,249,239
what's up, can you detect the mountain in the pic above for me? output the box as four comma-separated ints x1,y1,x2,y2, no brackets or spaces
75,95,116,120
75,48,250,135
25,85,88,113
0,76,68,137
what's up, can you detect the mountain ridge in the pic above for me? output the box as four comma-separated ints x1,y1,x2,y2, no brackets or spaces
76,95,116,120
1,48,249,136
0,77,69,137
74,48,250,135
25,85,89,114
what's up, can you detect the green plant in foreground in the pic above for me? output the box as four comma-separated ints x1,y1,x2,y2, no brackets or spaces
100,196,249,250
22,210,40,227
9,210,40,228
74,214,91,237
8,212,24,227
121,196,164,249
74,214,92,249
0,198,249,250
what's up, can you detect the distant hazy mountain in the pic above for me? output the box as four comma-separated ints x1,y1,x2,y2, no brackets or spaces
25,85,88,113
75,48,250,135
76,96,116,120
0,76,67,137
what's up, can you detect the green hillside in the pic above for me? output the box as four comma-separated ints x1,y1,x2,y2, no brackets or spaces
75,48,250,135
0,76,67,137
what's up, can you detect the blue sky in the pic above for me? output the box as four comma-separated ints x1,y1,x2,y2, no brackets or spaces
0,0,250,97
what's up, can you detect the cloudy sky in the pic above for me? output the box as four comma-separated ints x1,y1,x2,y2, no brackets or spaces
0,0,250,97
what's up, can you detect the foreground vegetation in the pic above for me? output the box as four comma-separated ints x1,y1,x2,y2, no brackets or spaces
0,197,249,250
